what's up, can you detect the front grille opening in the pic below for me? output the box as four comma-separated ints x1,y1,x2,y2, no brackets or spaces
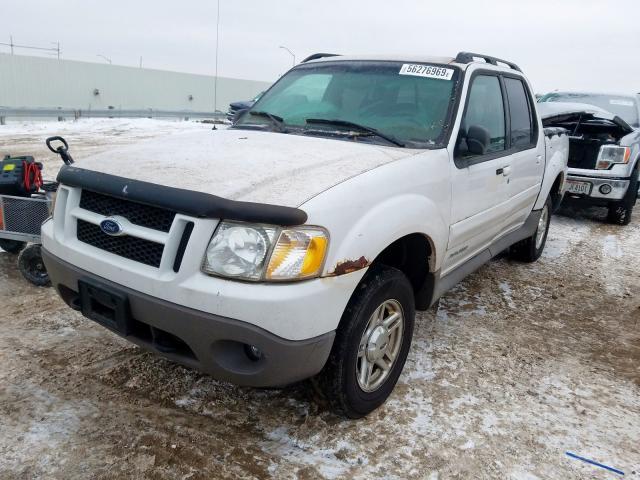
127,319,196,360
150,327,196,359
58,284,81,310
80,190,176,233
77,219,164,268
129,318,152,343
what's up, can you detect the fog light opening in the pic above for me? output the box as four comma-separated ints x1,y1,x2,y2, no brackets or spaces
244,344,263,362
599,184,612,195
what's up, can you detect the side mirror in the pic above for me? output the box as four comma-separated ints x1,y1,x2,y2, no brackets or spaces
466,125,491,155
233,108,249,124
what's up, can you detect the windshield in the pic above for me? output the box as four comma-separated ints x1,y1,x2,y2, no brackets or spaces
234,61,460,147
539,92,639,128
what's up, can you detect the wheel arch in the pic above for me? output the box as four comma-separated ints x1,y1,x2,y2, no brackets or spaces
369,232,436,310
550,172,565,211
318,193,448,311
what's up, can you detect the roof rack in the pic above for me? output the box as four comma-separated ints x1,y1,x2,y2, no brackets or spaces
301,53,341,63
454,52,521,72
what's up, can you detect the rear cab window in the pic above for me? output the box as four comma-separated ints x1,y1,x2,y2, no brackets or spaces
504,77,537,148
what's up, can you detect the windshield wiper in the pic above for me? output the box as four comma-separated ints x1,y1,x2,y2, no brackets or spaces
304,118,405,147
248,111,287,132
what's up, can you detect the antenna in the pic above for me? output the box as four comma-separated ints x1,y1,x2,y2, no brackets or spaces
213,0,221,129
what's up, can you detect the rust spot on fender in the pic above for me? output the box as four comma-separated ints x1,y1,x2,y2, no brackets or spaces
331,256,370,276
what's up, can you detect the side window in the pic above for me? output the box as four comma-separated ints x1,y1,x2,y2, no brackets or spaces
504,78,534,147
457,75,506,158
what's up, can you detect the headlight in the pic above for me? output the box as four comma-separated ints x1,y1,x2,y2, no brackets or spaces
202,221,329,281
596,146,631,169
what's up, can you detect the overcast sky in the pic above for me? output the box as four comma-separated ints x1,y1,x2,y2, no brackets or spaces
3,0,639,94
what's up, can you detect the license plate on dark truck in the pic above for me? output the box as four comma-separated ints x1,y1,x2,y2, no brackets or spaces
566,180,592,195
78,280,132,335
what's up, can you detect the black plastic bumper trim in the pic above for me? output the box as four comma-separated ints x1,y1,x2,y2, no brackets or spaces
57,166,308,226
42,248,334,387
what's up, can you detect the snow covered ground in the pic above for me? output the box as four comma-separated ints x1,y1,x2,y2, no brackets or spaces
0,117,210,136
0,120,638,479
0,118,215,182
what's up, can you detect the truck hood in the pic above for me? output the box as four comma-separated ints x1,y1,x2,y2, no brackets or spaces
74,128,416,208
537,102,634,135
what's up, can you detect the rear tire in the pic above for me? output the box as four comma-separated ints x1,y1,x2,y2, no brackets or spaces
0,239,26,254
510,196,552,263
607,167,638,226
18,244,50,287
314,266,415,418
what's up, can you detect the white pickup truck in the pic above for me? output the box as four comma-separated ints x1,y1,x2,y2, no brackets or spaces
538,93,640,225
42,52,569,418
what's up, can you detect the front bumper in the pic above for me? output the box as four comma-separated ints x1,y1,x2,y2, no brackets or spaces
43,248,335,387
564,173,630,203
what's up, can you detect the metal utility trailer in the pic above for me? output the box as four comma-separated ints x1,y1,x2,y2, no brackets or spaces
0,191,54,286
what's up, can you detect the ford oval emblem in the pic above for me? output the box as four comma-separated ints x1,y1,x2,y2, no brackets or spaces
100,218,124,236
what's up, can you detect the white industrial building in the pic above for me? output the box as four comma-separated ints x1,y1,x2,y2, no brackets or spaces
0,53,271,113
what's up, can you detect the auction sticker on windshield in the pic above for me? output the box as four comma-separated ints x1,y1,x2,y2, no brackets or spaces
399,64,454,80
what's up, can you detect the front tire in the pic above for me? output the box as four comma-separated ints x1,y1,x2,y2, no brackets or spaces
315,266,415,418
510,195,552,263
607,167,638,226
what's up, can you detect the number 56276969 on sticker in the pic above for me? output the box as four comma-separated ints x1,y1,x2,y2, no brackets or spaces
399,63,454,80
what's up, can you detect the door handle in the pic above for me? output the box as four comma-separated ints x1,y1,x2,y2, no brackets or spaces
496,166,511,176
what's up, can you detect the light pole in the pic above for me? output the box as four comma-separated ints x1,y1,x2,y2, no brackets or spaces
52,42,60,59
279,46,296,68
96,54,112,64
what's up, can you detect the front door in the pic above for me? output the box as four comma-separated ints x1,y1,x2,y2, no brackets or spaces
445,73,510,274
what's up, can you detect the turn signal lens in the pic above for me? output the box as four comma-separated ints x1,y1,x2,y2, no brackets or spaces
266,228,329,280
596,146,631,169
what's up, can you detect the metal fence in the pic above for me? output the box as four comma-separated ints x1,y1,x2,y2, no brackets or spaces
0,194,52,242
0,107,225,124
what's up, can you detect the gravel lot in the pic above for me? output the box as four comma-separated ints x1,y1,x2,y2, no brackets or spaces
1,120,638,479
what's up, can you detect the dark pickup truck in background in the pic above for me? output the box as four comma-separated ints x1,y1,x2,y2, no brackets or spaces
226,91,264,122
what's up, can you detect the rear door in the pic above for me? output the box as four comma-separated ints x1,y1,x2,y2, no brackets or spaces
500,76,544,232
445,73,510,273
